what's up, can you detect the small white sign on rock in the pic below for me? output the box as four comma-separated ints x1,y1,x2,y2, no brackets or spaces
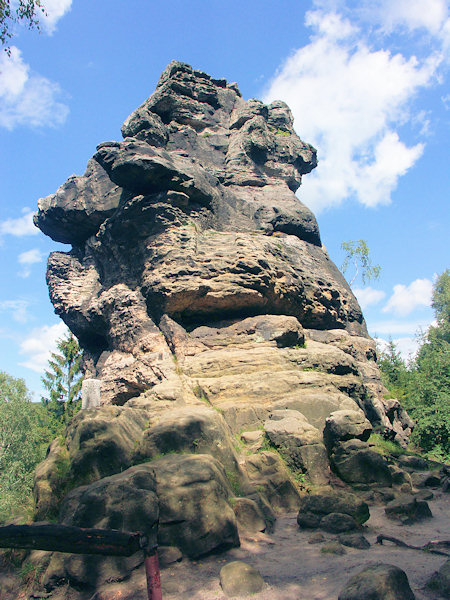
81,378,101,409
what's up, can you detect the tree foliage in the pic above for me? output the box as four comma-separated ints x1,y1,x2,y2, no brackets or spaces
378,270,450,462
341,240,381,286
41,332,83,427
0,372,51,522
0,0,45,52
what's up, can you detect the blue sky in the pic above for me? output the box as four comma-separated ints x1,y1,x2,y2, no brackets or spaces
0,0,448,400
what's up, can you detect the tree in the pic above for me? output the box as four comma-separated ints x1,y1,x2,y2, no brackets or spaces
41,332,83,426
0,0,45,52
0,372,50,522
341,240,381,286
377,339,409,403
378,270,450,461
406,270,450,460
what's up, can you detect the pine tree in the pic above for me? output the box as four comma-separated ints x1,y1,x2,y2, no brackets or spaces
41,332,83,426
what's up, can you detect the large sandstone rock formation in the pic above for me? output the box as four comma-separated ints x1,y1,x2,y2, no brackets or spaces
33,61,414,594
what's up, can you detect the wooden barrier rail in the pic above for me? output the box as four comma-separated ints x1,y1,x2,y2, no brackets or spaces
0,523,162,600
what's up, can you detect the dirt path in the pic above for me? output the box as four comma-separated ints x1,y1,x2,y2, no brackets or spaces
155,490,449,600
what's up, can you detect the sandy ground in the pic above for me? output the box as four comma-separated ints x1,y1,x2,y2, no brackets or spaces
1,491,448,600
136,490,448,600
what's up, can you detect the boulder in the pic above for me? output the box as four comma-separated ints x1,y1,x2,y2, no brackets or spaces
244,451,301,512
338,533,370,549
320,512,358,533
44,454,239,589
33,438,70,520
232,497,266,533
65,405,149,484
308,532,326,544
426,559,450,598
297,490,369,530
220,561,265,597
398,454,430,471
133,405,240,474
264,410,330,484
331,440,393,486
338,563,415,600
321,542,346,555
385,494,432,524
158,546,182,567
150,454,240,557
323,409,372,451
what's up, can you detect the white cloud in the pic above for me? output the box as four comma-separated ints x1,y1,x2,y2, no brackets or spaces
0,47,69,130
353,286,386,309
369,317,433,336
19,322,68,373
0,299,29,323
39,0,72,34
264,9,442,212
0,209,38,237
17,248,45,278
374,335,421,361
383,278,433,316
366,0,448,36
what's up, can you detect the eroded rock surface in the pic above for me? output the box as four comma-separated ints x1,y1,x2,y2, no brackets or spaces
32,61,415,595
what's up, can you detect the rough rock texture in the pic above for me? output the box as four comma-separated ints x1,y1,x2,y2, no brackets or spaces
330,440,393,486
44,454,239,590
426,559,450,598
32,61,416,596
220,561,265,596
384,494,433,524
264,409,330,484
297,491,369,530
338,563,416,600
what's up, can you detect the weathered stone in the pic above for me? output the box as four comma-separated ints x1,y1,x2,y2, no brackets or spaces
321,542,346,555
33,439,70,520
220,561,265,597
31,61,417,598
426,559,450,598
232,497,266,532
338,563,416,600
414,489,434,501
34,159,122,245
323,409,372,451
388,464,411,486
398,455,431,471
308,532,326,544
297,491,369,529
158,546,182,567
338,533,370,549
65,405,149,484
331,440,393,486
151,454,239,557
244,451,301,512
45,453,239,590
133,405,240,475
264,410,330,484
320,512,358,533
240,430,264,445
385,494,432,524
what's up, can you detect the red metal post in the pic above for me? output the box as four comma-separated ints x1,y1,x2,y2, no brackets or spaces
144,546,162,600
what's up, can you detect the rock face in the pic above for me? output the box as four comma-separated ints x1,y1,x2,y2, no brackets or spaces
33,61,414,593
